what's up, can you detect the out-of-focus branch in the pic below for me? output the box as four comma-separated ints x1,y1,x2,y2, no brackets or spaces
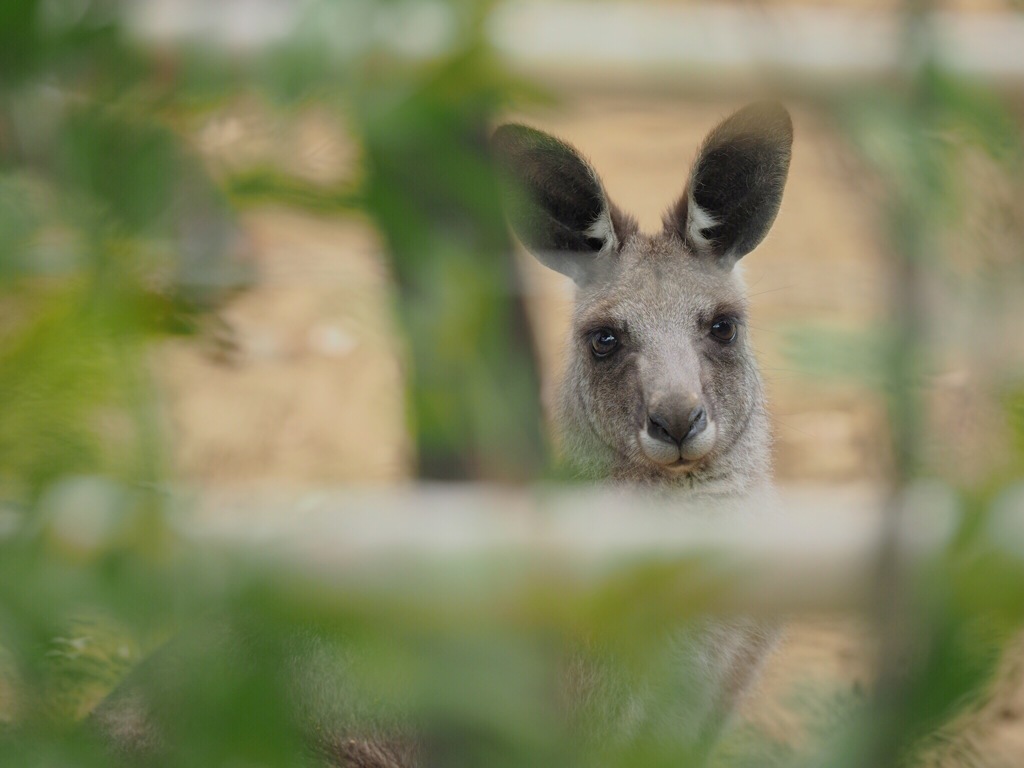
223,168,362,214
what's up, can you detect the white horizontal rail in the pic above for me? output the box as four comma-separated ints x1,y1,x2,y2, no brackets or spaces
160,482,1024,615
490,2,1024,83
124,0,1024,82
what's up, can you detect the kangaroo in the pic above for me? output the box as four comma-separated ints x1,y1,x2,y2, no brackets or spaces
490,101,793,755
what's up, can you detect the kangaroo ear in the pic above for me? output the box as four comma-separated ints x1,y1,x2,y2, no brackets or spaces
491,124,627,284
667,102,793,267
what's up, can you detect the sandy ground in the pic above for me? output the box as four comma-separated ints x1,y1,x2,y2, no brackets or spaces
146,89,1023,763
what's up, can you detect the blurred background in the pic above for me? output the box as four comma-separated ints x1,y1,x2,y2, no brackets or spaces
2,0,1024,765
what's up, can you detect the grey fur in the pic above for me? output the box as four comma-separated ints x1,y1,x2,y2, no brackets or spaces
494,103,793,754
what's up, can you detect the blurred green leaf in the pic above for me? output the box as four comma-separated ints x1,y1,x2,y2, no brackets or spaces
58,109,180,236
0,0,44,88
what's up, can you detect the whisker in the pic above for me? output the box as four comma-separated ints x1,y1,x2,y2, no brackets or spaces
747,285,795,298
769,417,819,440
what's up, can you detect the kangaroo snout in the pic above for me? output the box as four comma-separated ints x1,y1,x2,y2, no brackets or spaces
646,400,707,447
639,392,716,467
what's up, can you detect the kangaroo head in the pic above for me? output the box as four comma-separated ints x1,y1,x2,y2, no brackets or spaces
493,103,793,488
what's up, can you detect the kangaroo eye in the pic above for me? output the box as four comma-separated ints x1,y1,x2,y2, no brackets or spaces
710,317,738,344
590,328,619,358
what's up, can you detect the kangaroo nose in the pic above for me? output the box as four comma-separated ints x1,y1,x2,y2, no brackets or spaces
646,404,707,447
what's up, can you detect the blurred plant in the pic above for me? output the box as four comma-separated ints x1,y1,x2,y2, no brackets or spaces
1,0,1024,766
809,3,1024,766
1,0,547,763
351,47,546,480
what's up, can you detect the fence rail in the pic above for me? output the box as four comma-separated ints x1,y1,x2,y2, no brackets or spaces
126,0,1024,82
132,483,1024,617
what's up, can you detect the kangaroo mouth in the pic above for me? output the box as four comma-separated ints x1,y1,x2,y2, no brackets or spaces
650,455,700,474
665,458,696,470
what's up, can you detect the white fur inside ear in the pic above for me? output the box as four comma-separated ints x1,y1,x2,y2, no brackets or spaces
585,207,618,253
686,191,718,252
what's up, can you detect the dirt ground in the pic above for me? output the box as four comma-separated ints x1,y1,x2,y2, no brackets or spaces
167,95,893,488
153,90,1023,763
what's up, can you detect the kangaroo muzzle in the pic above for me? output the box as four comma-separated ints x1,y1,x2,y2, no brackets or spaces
638,392,717,468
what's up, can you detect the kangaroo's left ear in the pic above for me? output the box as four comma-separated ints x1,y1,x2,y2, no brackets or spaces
666,102,793,267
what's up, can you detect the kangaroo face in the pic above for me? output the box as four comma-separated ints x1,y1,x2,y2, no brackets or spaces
567,236,759,476
493,103,792,483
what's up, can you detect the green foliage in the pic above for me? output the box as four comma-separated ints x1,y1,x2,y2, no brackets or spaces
0,284,130,493
0,0,42,86
58,110,181,236
0,0,1022,766
823,23,1024,762
1005,385,1024,478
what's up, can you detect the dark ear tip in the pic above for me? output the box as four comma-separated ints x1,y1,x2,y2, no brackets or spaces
490,123,544,156
717,101,793,150
759,101,794,140
750,100,791,121
489,123,518,155
741,101,793,144
490,122,520,142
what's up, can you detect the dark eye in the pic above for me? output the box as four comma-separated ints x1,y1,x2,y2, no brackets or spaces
710,317,738,344
590,328,619,358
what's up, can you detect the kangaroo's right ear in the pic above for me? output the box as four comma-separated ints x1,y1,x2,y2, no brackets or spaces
491,124,626,284
667,102,793,267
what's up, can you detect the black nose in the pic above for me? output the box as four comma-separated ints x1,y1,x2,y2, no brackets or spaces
646,405,707,447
